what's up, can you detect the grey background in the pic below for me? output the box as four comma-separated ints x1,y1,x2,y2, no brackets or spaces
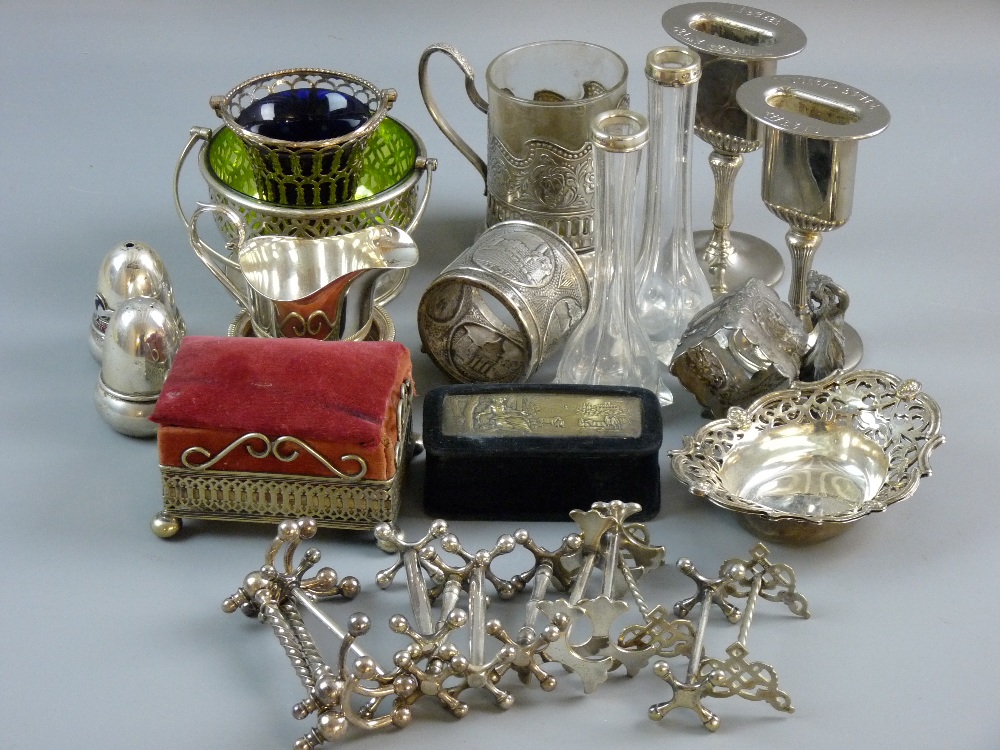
2,1,995,747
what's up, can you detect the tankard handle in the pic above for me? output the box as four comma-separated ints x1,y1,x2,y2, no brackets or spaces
418,43,488,191
188,203,252,311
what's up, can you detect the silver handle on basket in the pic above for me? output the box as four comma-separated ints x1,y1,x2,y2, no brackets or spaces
188,203,252,310
173,127,213,230
374,156,437,307
405,156,437,234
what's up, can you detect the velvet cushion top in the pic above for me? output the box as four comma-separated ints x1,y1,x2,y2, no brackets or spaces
151,336,412,444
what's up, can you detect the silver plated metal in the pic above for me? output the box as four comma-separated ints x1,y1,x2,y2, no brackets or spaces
721,541,810,618
190,204,417,342
670,278,807,418
222,518,403,748
90,241,183,361
418,220,589,383
228,303,396,343
663,2,806,295
210,68,396,208
649,573,726,731
374,520,449,636
670,274,851,417
419,40,629,253
223,516,811,744
650,546,806,730
174,121,435,307
538,501,666,691
737,74,890,367
95,297,182,438
672,369,944,544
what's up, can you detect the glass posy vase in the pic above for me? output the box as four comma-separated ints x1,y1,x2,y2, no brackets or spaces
636,47,713,381
556,110,664,402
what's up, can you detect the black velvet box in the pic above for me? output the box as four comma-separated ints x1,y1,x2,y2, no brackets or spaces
422,384,662,521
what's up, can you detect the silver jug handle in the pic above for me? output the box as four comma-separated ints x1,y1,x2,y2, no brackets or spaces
173,127,214,230
418,43,488,191
188,203,252,310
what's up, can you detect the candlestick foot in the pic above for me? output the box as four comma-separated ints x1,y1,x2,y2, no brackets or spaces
695,230,783,297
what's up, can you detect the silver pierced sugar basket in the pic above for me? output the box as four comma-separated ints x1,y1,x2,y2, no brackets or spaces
209,68,396,207
176,70,435,308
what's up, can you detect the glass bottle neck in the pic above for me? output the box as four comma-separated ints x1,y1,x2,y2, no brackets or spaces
639,76,698,272
592,140,645,308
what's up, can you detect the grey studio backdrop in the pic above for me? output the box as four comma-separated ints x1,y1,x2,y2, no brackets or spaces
1,1,995,748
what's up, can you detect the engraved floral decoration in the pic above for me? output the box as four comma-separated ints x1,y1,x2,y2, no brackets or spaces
487,136,594,213
671,369,943,525
531,161,581,211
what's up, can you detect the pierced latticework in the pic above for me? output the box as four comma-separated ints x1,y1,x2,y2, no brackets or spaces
202,118,425,241
671,369,943,525
213,68,396,207
159,467,401,530
156,382,413,532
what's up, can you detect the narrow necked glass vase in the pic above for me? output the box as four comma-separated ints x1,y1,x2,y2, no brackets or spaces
636,47,713,384
556,110,664,402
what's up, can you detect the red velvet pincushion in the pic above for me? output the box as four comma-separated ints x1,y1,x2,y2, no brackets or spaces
150,336,412,481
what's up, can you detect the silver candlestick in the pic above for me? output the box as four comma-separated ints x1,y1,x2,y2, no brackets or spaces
663,3,806,296
737,74,890,367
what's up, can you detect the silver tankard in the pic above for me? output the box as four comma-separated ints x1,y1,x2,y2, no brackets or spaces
419,40,628,254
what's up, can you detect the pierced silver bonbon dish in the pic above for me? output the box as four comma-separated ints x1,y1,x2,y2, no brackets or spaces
671,370,944,544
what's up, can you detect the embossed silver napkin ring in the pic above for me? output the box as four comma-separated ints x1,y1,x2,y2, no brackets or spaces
417,220,589,383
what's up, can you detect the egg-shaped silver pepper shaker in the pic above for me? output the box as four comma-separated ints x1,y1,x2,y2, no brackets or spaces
95,297,183,437
90,241,184,360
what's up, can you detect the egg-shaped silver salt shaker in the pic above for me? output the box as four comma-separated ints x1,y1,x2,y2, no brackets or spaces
89,241,184,360
95,297,183,437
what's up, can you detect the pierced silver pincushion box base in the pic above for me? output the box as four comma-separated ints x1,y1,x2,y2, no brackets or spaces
152,381,413,538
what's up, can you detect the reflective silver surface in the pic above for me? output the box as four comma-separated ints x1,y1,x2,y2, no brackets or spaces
1,4,992,749
419,40,629,252
737,74,889,359
209,68,396,208
190,204,417,341
663,2,806,295
669,278,808,417
90,241,183,361
719,422,889,517
672,370,944,544
173,120,436,307
418,220,589,383
95,297,182,437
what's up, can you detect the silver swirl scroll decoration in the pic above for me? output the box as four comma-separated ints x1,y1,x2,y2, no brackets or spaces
181,432,368,480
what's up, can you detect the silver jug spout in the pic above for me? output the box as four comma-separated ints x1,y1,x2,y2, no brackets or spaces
238,225,419,341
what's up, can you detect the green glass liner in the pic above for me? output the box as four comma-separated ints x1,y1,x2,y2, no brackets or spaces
208,117,418,205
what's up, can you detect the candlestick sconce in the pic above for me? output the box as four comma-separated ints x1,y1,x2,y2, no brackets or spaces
662,3,806,296
737,74,889,367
